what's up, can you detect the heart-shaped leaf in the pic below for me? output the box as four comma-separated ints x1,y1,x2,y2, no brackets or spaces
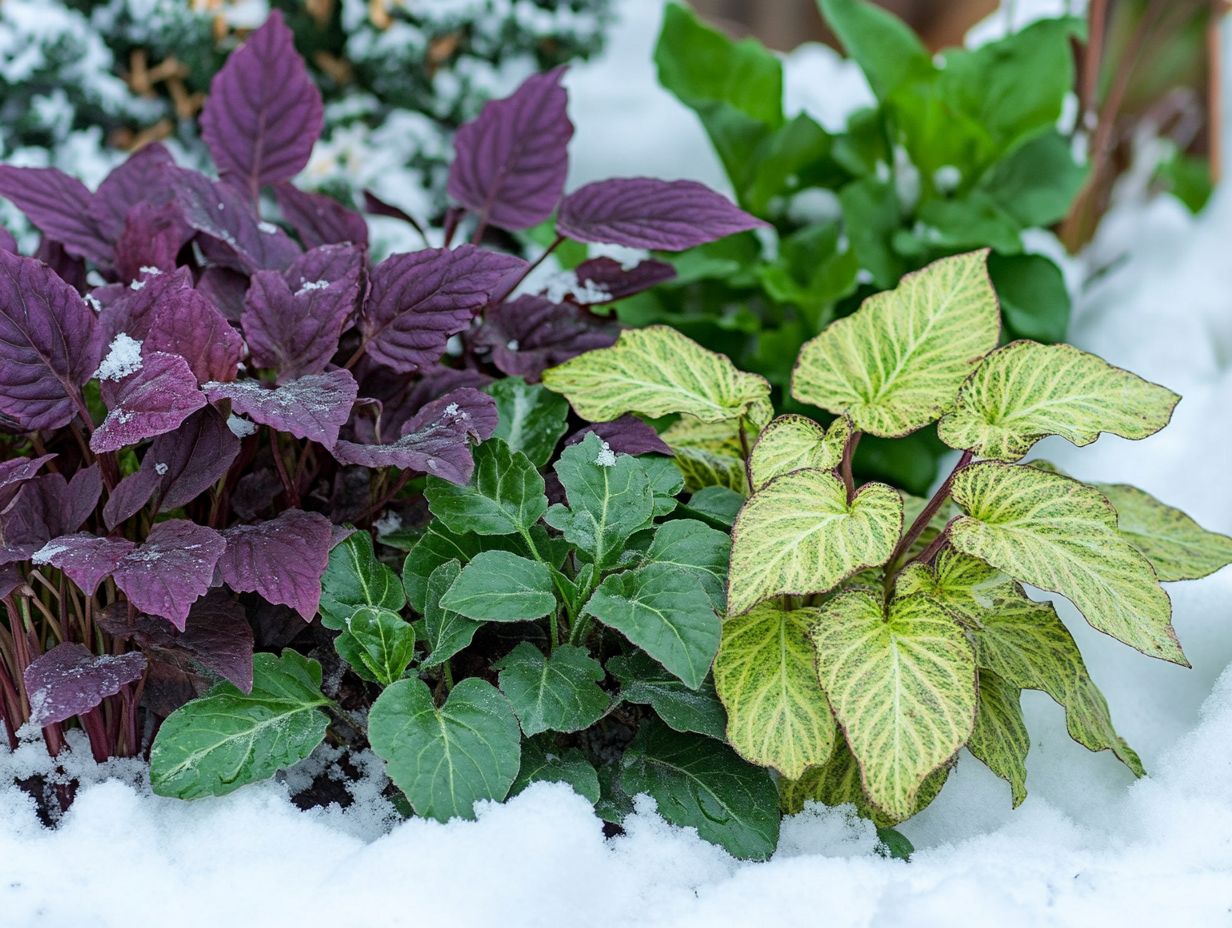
203,369,358,447
440,550,556,621
485,377,570,468
112,519,226,630
337,606,416,686
32,532,135,596
496,642,608,736
420,559,483,668
318,530,405,630
747,415,851,490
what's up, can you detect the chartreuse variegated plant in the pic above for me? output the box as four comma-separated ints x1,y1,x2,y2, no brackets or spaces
542,248,1232,827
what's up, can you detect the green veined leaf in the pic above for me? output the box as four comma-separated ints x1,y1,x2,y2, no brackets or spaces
937,341,1179,461
485,377,570,468
496,642,609,736
585,563,720,689
440,550,557,621
644,518,730,611
747,415,851,490
727,468,902,615
420,560,483,668
1096,483,1232,582
319,531,404,630
894,547,1016,627
608,650,727,740
641,455,686,517
338,606,416,686
150,651,330,799
402,524,484,612
510,738,601,804
818,0,932,99
368,676,521,822
791,250,1001,437
680,486,745,528
425,438,547,537
713,604,836,779
949,462,1185,665
620,719,780,860
968,671,1029,807
662,414,751,493
542,325,772,424
811,591,976,823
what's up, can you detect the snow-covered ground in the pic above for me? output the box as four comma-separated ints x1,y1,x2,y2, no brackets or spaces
4,3,1232,926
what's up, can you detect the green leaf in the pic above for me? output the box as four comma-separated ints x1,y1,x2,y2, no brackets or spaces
988,253,1070,344
510,737,601,804
743,114,836,214
542,326,772,425
621,719,780,860
425,438,547,537
1096,483,1232,582
485,377,570,468
496,642,609,736
949,462,1185,665
938,341,1179,461
150,651,330,799
818,0,932,99
608,651,727,740
641,455,686,517
420,560,482,668
811,591,976,822
544,435,655,571
792,250,1001,437
748,414,851,490
714,604,836,779
837,176,904,289
968,671,1029,807
643,518,730,611
402,523,484,613
338,606,416,686
978,130,1087,229
727,468,902,615
585,563,720,689
368,677,522,822
319,531,405,630
680,486,745,528
440,550,557,621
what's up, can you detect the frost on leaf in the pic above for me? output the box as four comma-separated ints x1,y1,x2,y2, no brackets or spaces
95,333,144,382
24,643,147,726
112,519,226,630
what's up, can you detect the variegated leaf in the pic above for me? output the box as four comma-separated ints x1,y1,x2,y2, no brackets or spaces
968,670,1029,806
662,414,749,493
1096,483,1232,582
747,415,851,490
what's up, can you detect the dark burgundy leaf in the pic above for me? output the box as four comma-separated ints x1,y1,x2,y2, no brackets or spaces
447,67,573,230
91,351,206,453
362,190,425,236
35,238,88,292
572,257,677,303
201,11,323,197
131,591,255,693
567,416,672,455
0,250,103,431
0,167,110,265
24,643,147,726
0,226,16,253
113,201,193,283
98,267,195,342
361,245,526,373
231,469,284,521
143,284,243,384
350,361,490,444
0,563,20,599
0,469,97,555
475,295,620,381
330,525,356,548
101,469,159,531
556,177,766,251
274,183,368,249
90,142,177,241
112,519,226,630
217,509,333,620
197,267,250,324
331,387,497,484
203,369,357,447
32,532,135,595
0,454,56,513
171,168,300,273
65,464,102,531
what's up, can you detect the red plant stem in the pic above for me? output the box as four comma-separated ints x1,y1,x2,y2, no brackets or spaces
269,429,301,507
1080,0,1109,122
80,707,111,763
885,450,974,579
356,470,415,525
840,429,862,503
914,517,959,569
494,235,565,305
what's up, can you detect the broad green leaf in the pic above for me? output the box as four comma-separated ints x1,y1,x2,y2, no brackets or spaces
988,252,1070,344
968,671,1029,807
544,434,654,570
542,326,772,425
818,0,932,99
510,738,601,804
585,563,720,689
747,415,851,490
938,341,1179,461
727,468,902,615
641,455,685,517
150,651,330,799
496,642,609,736
811,591,976,822
713,604,836,779
644,518,730,611
979,131,1087,229
949,463,1185,665
440,550,556,621
680,486,745,528
339,606,416,686
894,547,1015,627
319,531,404,629
402,523,484,613
485,377,570,468
368,677,521,822
792,250,1001,437
838,176,903,289
621,719,780,860
608,651,727,740
1096,483,1232,582
420,560,482,668
425,438,547,537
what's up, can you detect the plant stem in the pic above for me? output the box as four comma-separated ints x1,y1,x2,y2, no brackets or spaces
494,234,565,305
840,429,862,503
269,429,300,507
884,450,973,582
737,416,754,493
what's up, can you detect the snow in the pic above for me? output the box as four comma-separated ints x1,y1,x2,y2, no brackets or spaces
226,414,257,439
595,441,618,467
93,333,142,382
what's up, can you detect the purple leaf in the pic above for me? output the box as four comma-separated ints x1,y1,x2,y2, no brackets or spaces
99,267,195,342
24,643,147,726
64,464,102,531
0,564,21,599
217,510,333,620
35,238,87,292
134,591,255,693
0,226,16,254
448,67,572,231
0,167,111,265
143,285,244,384
0,469,99,554
171,168,300,273
361,245,526,373
89,142,177,242
32,532,136,596
112,519,226,630
201,11,324,197
203,369,358,446
475,295,620,381
0,454,56,513
197,267,250,324
0,250,104,431
331,387,498,483
274,183,368,249
91,351,207,453
362,190,425,235
113,201,193,283
567,416,672,456
556,178,766,251
350,361,490,444
572,257,676,303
